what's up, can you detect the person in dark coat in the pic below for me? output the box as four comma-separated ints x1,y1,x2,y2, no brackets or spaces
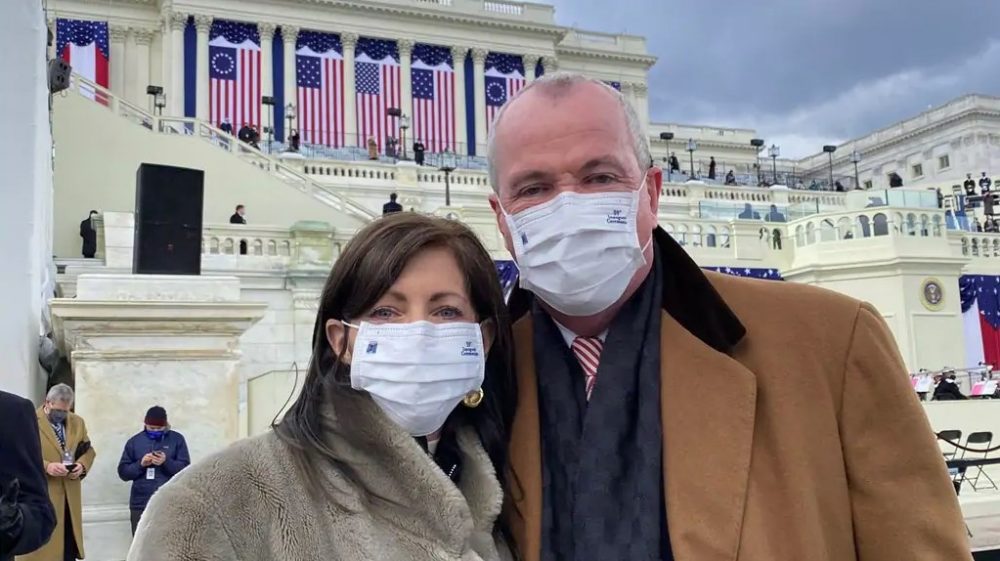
933,373,968,401
382,193,403,216
117,406,190,535
230,205,247,255
79,210,98,258
289,129,300,152
964,174,977,197
413,139,426,166
219,119,233,135
669,152,680,172
708,156,717,180
0,391,56,561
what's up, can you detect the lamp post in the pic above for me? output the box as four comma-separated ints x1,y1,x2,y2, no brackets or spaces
400,114,411,160
750,138,764,185
439,150,457,206
261,96,275,153
823,145,837,189
686,138,697,179
284,102,296,151
659,132,674,181
145,85,163,115
768,144,780,185
850,149,862,189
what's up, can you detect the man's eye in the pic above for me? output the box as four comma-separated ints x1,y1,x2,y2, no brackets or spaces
520,185,547,197
588,174,618,184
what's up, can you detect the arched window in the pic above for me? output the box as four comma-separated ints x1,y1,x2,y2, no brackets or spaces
920,214,930,237
873,213,889,237
706,225,717,248
795,225,805,247
837,217,853,240
806,222,816,244
820,219,836,242
932,215,943,237
858,215,872,238
906,213,917,236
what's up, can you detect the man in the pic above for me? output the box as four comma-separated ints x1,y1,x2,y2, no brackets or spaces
237,123,252,144
980,171,992,195
668,152,679,172
219,119,232,135
23,384,96,561
230,205,247,255
0,391,55,561
117,406,190,535
964,173,977,197
487,73,970,561
708,156,716,180
933,372,968,401
79,211,97,259
382,193,403,216
413,139,426,166
724,169,736,185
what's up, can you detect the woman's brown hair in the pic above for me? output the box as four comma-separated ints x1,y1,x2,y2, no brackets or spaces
274,212,516,531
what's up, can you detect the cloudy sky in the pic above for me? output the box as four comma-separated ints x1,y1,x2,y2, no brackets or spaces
547,0,1000,158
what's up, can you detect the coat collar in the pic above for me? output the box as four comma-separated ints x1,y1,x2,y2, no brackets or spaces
36,406,65,451
319,387,503,556
507,226,746,353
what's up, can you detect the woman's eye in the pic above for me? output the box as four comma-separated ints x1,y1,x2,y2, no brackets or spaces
369,307,396,320
436,307,463,320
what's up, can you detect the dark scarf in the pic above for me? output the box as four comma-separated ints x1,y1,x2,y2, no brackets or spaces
535,245,669,561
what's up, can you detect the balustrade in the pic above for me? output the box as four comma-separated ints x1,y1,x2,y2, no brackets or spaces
789,209,945,248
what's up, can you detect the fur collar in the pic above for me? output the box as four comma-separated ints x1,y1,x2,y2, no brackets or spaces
319,386,504,555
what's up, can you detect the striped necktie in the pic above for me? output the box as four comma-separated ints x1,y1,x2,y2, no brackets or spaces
572,336,604,401
52,422,67,450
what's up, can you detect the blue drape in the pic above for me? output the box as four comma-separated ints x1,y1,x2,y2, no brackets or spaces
704,267,783,281
495,260,519,302
961,275,1000,327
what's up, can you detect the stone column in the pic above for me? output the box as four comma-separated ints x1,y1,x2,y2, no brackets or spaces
259,23,276,104
450,46,468,154
194,15,212,121
168,12,187,116
523,54,539,81
50,274,266,561
542,56,558,74
398,39,414,125
132,29,153,110
282,26,299,139
109,24,127,96
633,81,649,135
471,48,488,154
341,32,359,146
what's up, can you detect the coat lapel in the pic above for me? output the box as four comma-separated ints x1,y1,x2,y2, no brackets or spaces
660,310,757,561
506,316,543,561
36,407,61,452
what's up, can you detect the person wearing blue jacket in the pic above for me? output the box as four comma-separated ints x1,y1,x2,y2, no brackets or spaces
117,406,190,535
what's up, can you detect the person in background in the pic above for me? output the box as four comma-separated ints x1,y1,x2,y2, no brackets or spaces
289,129,300,152
708,156,716,180
230,205,247,255
413,139,426,166
129,214,517,561
367,138,379,160
79,211,98,259
980,172,992,195
724,170,736,185
974,217,983,233
219,119,232,135
668,152,679,173
933,372,968,401
23,384,96,561
964,173,977,197
117,407,190,536
0,391,56,561
237,123,253,145
936,188,944,209
486,72,970,561
382,193,403,216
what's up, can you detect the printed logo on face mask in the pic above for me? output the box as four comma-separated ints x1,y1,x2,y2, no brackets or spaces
366,341,378,354
520,232,529,246
460,342,479,357
607,209,628,225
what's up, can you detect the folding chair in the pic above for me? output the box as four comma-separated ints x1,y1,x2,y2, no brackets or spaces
937,430,962,461
962,432,998,491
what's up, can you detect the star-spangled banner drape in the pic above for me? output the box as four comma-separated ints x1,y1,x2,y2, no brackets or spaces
296,31,344,147
356,38,400,151
495,261,519,303
484,53,525,131
960,275,1000,367
704,267,784,280
57,19,109,101
606,81,622,91
412,44,455,153
209,20,261,131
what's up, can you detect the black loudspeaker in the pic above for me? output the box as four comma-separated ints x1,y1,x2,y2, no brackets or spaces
133,164,204,275
48,58,72,93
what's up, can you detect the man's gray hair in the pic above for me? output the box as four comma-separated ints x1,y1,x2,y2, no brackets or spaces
46,383,75,404
486,71,651,191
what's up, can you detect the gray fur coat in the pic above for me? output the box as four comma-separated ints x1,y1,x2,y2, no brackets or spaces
128,387,508,561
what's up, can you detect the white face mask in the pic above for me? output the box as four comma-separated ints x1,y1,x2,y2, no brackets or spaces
345,320,486,437
502,181,651,316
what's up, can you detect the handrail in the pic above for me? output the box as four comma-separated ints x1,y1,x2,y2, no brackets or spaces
68,74,378,222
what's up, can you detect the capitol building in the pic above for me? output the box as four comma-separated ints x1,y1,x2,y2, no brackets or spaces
4,0,1000,558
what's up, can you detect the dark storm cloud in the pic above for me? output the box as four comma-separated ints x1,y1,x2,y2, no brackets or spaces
549,0,1000,157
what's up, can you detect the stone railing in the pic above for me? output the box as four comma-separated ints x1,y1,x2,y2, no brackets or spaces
957,232,1000,260
787,208,947,248
201,221,352,271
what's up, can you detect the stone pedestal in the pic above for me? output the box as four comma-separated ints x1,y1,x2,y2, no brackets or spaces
49,274,266,561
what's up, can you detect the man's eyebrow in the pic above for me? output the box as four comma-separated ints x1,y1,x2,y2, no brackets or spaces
508,169,553,188
579,157,626,174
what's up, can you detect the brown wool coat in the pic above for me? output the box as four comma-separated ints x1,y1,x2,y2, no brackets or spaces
128,387,509,561
18,409,96,561
504,227,972,561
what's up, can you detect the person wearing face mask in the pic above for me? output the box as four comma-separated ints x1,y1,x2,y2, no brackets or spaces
23,384,96,561
116,406,190,536
487,73,970,561
128,213,517,561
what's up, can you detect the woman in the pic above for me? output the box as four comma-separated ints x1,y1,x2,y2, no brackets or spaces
129,214,517,560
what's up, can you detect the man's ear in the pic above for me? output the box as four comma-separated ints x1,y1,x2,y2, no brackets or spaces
325,319,351,364
489,194,516,259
